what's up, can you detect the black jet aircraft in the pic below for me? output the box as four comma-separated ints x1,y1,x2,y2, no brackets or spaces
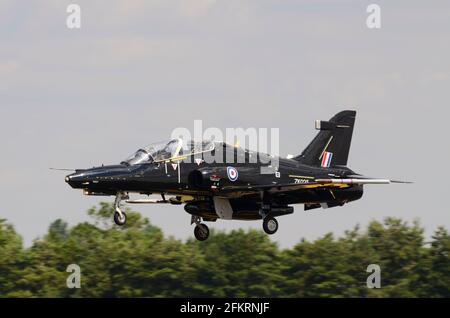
65,110,409,241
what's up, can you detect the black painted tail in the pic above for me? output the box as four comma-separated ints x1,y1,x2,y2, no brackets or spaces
294,110,356,167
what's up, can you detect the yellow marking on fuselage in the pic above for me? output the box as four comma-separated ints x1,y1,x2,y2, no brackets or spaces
301,183,349,189
329,190,336,199
166,156,187,163
289,175,315,179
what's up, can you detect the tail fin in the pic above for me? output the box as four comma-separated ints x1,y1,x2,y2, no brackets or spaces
294,110,356,167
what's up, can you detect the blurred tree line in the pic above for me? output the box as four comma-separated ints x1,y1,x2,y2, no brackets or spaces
0,203,448,298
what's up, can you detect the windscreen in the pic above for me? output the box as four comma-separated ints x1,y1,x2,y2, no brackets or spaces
122,139,182,165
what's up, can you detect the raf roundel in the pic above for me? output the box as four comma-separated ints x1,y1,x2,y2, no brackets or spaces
227,166,238,182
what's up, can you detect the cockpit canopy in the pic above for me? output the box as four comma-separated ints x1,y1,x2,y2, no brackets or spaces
122,138,215,165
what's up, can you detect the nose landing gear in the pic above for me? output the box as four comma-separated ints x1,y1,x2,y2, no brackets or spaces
191,215,210,241
114,210,127,226
113,192,129,226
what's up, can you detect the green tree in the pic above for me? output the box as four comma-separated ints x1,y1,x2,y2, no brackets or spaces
426,227,450,297
281,232,365,297
364,218,428,297
0,219,26,297
281,219,432,298
14,203,206,297
1,203,449,298
189,229,284,297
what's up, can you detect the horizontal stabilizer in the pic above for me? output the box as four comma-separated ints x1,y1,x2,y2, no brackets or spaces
390,180,414,184
315,178,412,185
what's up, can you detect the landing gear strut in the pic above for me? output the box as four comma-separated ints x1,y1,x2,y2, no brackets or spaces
114,191,129,226
191,215,210,241
259,191,278,235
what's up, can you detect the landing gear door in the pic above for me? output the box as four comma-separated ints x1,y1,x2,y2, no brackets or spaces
213,197,233,220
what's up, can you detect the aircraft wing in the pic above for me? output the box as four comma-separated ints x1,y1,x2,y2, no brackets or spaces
125,195,194,204
219,177,411,195
219,181,348,196
126,199,169,204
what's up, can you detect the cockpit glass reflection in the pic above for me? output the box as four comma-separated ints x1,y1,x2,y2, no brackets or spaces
122,139,216,166
122,139,181,165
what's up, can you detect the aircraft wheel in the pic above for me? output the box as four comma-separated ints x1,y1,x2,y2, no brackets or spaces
114,211,127,226
262,216,278,235
194,223,210,241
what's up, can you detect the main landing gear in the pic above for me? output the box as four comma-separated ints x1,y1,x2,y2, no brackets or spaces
191,216,210,241
114,191,129,226
262,216,278,235
259,195,279,235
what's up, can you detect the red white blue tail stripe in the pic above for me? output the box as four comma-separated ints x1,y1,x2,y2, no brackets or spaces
321,151,333,168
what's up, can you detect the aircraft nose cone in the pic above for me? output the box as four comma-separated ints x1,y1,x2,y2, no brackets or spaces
65,165,131,189
65,172,86,188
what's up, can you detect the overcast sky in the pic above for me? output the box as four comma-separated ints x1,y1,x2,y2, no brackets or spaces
1,1,449,248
